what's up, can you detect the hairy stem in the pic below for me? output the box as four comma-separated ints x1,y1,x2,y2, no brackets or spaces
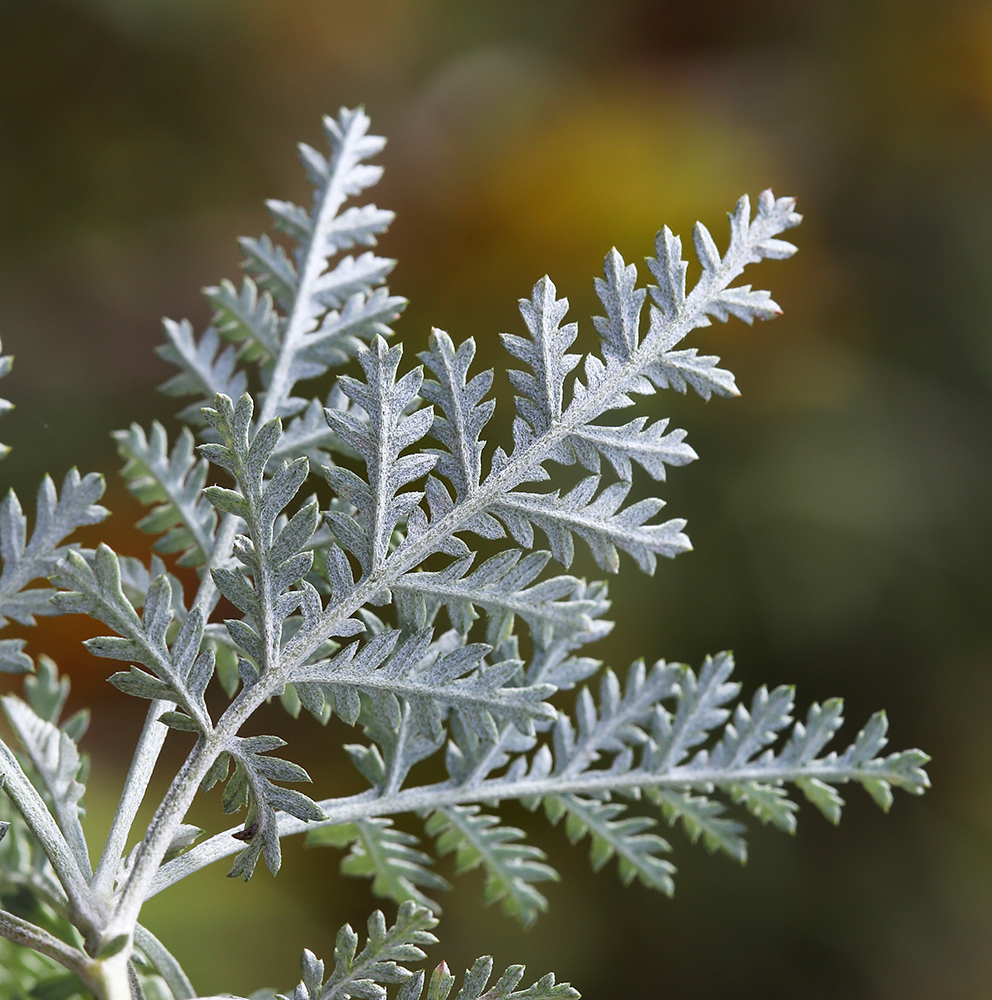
0,742,105,937
93,700,172,897
107,733,218,936
0,908,95,986
258,117,364,428
90,953,133,1000
110,665,280,936
148,755,915,896
134,923,195,1000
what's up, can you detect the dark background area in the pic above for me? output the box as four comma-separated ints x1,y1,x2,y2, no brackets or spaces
1,0,991,997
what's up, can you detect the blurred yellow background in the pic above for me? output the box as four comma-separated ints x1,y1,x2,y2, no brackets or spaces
2,1,991,997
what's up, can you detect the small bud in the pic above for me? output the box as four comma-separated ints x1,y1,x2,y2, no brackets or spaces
427,960,455,1000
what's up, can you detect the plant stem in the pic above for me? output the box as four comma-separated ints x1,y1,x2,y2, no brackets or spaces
0,908,96,986
106,735,218,936
90,952,133,1000
134,924,195,1000
0,742,105,936
109,672,274,936
256,114,363,429
147,753,921,897
93,700,172,897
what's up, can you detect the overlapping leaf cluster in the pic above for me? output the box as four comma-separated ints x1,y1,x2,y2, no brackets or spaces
0,107,932,1000
294,649,927,929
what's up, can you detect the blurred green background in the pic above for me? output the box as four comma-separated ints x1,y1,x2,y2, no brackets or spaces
1,0,991,997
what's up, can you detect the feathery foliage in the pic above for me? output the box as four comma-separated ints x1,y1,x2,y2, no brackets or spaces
278,903,576,1000
307,819,449,912
114,423,218,567
0,471,108,673
0,107,930,1000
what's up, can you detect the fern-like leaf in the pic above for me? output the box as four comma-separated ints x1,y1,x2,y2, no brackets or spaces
290,628,555,742
241,232,298,313
323,339,435,573
502,276,580,456
425,805,558,929
204,277,282,365
650,788,748,862
136,161,932,945
203,734,323,880
283,901,438,1000
52,546,212,732
545,794,674,895
0,471,108,672
1,691,90,877
419,330,495,500
404,957,577,1000
199,392,360,682
567,417,696,482
552,659,682,778
156,320,248,424
237,107,406,421
393,549,610,649
114,422,218,566
491,477,689,574
306,819,449,911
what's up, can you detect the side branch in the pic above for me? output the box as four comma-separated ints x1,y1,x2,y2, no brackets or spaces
0,908,95,985
92,700,172,897
0,743,104,935
147,752,925,897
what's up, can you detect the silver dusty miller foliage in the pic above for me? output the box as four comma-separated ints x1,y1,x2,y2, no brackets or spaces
0,108,930,1000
